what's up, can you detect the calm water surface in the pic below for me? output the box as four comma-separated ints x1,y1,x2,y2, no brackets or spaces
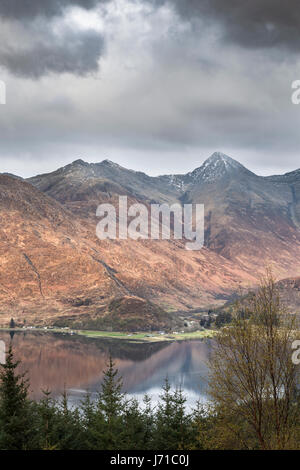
0,331,213,410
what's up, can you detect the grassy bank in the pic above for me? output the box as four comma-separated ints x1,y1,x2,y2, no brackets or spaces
76,329,216,342
0,327,217,342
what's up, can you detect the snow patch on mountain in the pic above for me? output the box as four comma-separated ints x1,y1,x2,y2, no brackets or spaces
159,152,252,191
160,174,186,191
187,152,252,183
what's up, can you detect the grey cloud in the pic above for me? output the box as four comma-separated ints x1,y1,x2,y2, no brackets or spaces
0,26,105,78
0,0,299,179
151,0,300,52
0,0,108,19
0,0,109,78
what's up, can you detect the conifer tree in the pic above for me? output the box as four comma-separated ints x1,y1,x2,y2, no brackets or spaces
0,344,33,449
36,389,59,450
94,356,125,449
55,389,83,450
141,394,154,449
80,391,97,449
153,379,192,450
99,356,124,418
171,386,191,449
122,398,146,450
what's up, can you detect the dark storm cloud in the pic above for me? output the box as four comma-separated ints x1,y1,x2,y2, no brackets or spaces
0,0,107,19
0,27,105,78
152,0,300,52
0,0,299,178
0,0,109,78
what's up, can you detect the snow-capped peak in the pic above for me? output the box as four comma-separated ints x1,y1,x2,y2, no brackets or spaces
71,158,87,166
188,152,250,183
101,159,120,168
207,151,234,163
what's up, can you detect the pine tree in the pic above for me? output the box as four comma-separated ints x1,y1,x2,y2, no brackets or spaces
190,400,208,449
35,389,59,450
80,391,97,449
122,398,146,450
141,394,154,449
93,356,125,449
153,379,192,450
171,386,191,449
99,356,124,419
55,388,83,450
0,344,33,449
153,378,176,449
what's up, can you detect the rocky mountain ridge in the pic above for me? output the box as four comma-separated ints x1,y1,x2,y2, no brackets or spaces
0,152,299,327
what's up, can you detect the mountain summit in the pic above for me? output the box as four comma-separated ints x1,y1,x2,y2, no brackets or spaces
188,152,255,183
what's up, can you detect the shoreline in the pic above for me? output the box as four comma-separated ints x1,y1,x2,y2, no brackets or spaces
76,329,216,342
0,327,216,343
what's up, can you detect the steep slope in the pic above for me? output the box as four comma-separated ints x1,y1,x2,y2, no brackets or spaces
0,174,123,325
0,173,253,327
2,152,300,327
184,153,300,278
28,159,180,220
28,152,300,281
267,168,300,230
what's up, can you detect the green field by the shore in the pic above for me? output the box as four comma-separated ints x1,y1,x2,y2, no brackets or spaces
0,327,216,343
76,329,216,342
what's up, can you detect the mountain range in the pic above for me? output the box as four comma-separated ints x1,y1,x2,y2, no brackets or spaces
1,151,300,328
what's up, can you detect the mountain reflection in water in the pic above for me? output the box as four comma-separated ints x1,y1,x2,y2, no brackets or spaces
0,331,213,409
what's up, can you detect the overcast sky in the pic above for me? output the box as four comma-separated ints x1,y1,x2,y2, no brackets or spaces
0,0,300,177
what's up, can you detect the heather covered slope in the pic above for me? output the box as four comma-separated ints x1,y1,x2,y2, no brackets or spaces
0,172,251,327
28,152,300,280
1,152,300,327
184,153,300,277
0,174,117,325
27,158,181,219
